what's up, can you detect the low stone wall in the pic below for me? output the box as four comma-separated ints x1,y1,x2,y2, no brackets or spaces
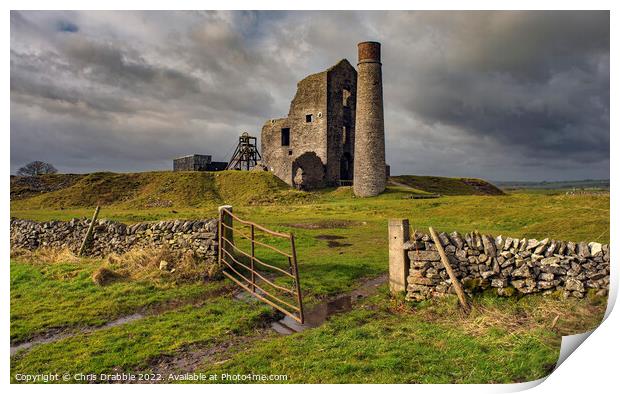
404,231,609,301
10,217,219,261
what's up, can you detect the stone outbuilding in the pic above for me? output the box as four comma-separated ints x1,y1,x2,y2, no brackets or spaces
173,154,227,172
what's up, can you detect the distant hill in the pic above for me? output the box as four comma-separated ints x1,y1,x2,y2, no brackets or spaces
389,175,504,196
494,179,610,190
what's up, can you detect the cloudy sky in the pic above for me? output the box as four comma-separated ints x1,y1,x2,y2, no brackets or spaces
10,11,609,181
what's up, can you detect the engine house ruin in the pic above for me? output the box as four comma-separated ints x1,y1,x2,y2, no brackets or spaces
261,41,386,196
261,59,357,190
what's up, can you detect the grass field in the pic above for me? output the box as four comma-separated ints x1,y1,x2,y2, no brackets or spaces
9,172,610,383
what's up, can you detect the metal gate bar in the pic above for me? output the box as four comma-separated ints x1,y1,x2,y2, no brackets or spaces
218,207,304,324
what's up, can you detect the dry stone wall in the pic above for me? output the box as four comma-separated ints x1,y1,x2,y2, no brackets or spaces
10,217,218,261
405,230,609,301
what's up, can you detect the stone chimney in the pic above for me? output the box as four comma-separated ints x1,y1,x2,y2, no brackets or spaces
353,41,386,197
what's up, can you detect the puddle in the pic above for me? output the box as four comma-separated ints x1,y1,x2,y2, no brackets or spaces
315,234,352,248
10,313,144,356
271,274,387,335
326,240,352,248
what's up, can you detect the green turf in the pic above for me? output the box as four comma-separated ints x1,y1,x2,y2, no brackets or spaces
10,259,225,343
10,297,273,382
200,290,604,383
9,172,610,383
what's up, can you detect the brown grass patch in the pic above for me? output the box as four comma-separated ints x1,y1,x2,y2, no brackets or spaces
10,247,81,265
398,293,606,337
105,245,222,283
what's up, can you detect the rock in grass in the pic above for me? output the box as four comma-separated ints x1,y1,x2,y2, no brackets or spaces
497,287,516,297
491,278,508,288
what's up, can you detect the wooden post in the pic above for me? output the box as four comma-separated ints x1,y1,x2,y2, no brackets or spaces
290,234,304,324
78,206,100,256
429,226,470,313
388,219,410,294
250,224,256,292
217,209,223,267
218,205,233,256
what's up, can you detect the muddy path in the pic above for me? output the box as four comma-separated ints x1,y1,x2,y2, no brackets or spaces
130,329,276,383
128,274,389,380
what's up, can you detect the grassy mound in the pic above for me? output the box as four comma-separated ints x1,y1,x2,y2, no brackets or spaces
11,171,504,211
10,171,290,210
390,175,504,196
10,174,82,200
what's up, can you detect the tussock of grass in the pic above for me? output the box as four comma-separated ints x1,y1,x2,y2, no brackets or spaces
92,267,123,286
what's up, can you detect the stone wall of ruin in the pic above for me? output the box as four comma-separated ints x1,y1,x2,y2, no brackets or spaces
405,231,610,301
261,70,329,189
261,59,358,190
10,218,218,261
326,60,357,183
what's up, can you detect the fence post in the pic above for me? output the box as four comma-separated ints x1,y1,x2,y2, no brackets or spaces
388,218,410,294
290,233,304,324
78,205,100,256
218,205,234,257
250,224,256,292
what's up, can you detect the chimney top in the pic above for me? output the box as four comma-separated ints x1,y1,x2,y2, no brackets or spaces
357,41,381,64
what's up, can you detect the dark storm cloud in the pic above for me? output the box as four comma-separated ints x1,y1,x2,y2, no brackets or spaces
10,10,609,181
387,11,610,164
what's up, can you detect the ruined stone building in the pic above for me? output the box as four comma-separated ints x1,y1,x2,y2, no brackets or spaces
261,41,386,196
261,59,357,190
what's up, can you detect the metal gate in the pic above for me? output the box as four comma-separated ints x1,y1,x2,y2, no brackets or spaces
218,207,304,324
